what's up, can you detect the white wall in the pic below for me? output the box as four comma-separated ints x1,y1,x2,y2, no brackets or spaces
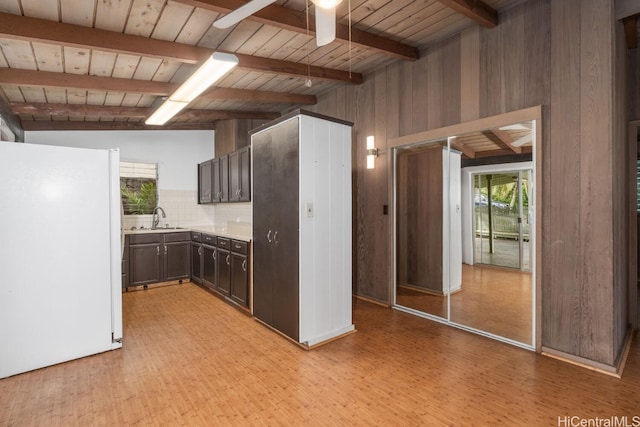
26,130,214,191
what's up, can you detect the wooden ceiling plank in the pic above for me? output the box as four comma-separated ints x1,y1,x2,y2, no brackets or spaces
173,0,419,61
0,39,37,69
60,0,96,27
151,2,195,42
43,88,67,104
95,0,133,32
63,46,91,75
21,0,59,21
623,16,638,50
112,54,142,79
125,0,165,37
32,42,64,73
176,9,220,45
434,0,498,28
0,12,362,84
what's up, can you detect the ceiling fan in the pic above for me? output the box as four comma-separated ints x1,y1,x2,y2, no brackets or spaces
213,0,343,46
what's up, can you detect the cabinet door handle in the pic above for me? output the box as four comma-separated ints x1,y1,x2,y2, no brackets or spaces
198,247,202,256
226,254,230,265
273,230,279,245
213,250,216,260
157,246,160,256
241,259,247,272
266,230,272,243
164,245,168,255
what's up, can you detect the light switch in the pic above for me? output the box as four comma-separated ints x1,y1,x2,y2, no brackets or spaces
305,202,314,218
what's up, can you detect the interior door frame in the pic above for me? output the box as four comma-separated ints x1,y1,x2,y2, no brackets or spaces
387,105,543,352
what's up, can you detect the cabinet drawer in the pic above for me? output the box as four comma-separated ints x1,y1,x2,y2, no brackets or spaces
129,233,160,244
231,240,248,255
163,231,190,243
217,237,230,249
191,232,201,242
202,234,216,245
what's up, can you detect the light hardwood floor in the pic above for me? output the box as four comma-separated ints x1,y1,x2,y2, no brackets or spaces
1,283,638,426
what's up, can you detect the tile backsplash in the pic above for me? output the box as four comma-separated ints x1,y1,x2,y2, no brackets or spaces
122,189,251,235
122,189,214,230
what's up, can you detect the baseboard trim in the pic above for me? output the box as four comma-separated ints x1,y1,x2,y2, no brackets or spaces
353,294,390,307
541,329,634,378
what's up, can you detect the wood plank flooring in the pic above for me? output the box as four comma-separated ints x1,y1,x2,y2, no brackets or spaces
1,283,639,426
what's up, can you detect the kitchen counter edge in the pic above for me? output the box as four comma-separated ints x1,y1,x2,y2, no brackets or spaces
124,227,251,242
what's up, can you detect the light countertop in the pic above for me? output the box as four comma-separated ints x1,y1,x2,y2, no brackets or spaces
124,226,251,242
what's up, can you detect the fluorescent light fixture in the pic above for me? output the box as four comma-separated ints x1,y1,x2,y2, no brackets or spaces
145,52,239,125
145,100,189,126
366,135,378,169
311,0,343,46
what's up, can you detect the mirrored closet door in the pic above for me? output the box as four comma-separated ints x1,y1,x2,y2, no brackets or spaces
393,119,537,349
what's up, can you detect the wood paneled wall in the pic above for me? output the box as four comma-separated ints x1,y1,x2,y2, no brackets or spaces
306,0,631,368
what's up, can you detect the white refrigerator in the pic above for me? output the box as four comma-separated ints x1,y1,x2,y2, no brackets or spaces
0,142,123,379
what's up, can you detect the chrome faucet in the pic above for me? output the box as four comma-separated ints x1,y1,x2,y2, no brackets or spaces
152,206,166,229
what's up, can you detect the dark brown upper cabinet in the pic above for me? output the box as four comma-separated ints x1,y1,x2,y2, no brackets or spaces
229,146,251,202
198,146,250,204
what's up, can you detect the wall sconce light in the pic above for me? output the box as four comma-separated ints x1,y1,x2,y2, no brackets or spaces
366,135,378,169
146,52,239,125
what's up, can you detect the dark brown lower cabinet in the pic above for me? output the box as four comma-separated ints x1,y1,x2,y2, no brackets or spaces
230,252,248,306
216,238,231,296
202,243,217,290
127,232,190,289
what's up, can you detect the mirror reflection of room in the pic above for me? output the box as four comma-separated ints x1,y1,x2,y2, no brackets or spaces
395,120,535,347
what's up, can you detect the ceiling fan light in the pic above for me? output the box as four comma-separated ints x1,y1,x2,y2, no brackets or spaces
314,5,337,46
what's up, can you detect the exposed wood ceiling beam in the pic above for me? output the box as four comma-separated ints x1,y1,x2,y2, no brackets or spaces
449,138,476,158
0,12,361,85
9,102,280,121
623,16,638,49
174,0,419,61
202,87,315,104
20,121,217,131
233,52,361,84
475,146,532,158
0,95,24,141
482,129,521,154
434,0,498,28
0,68,317,105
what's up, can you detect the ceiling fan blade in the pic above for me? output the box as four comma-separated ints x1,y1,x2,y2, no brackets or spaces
314,6,336,46
213,0,277,29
